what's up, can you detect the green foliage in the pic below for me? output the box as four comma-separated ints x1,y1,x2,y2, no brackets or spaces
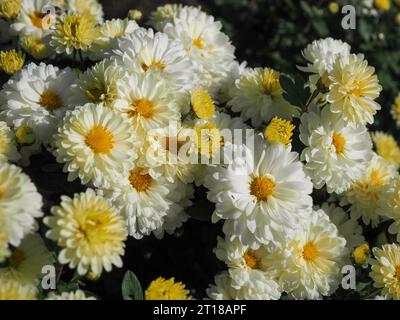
121,270,144,300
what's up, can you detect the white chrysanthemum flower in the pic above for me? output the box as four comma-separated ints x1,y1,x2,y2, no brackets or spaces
0,233,53,286
215,236,282,294
53,103,138,188
0,121,19,163
148,4,183,31
112,28,195,92
370,243,400,300
163,6,235,93
45,189,127,277
318,202,364,249
341,155,397,227
327,54,382,126
153,179,194,239
228,67,300,127
299,38,351,89
207,271,281,300
68,59,125,108
205,136,313,247
0,279,36,300
0,163,42,247
65,0,103,23
378,178,400,242
219,61,248,103
90,18,139,60
139,122,197,184
100,167,184,239
299,105,373,194
278,209,347,299
11,0,53,37
47,289,97,300
0,63,77,147
114,72,181,137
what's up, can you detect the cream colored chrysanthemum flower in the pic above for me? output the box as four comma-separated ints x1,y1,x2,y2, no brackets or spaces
100,167,186,239
148,4,183,31
66,0,104,23
318,202,364,249
228,67,300,127
47,290,96,300
214,236,282,299
300,105,373,194
378,178,400,242
0,0,21,20
0,279,36,300
0,121,20,163
0,63,77,150
0,49,25,75
90,18,138,60
327,54,382,126
45,189,127,277
68,59,124,108
341,155,397,227
0,234,53,286
372,131,400,169
278,209,347,299
391,94,400,127
115,72,181,137
370,243,400,299
11,0,54,37
0,163,43,247
50,13,100,56
299,38,351,91
53,103,138,188
0,211,10,263
145,276,191,300
264,117,295,147
20,35,50,60
205,135,313,246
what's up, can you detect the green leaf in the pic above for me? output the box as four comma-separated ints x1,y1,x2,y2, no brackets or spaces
121,270,143,300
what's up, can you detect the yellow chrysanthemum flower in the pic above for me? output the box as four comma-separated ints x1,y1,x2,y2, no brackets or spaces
20,35,50,60
374,0,391,11
44,189,127,277
0,279,36,300
145,277,192,300
372,132,400,169
50,13,100,56
391,94,400,126
264,117,295,147
191,88,215,120
370,243,400,299
352,243,370,265
0,49,25,75
0,0,21,20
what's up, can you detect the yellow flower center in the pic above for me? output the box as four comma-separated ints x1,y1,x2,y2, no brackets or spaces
332,131,346,155
0,50,25,76
145,277,191,300
243,250,260,269
29,11,47,30
262,69,282,96
8,248,25,268
303,241,319,262
129,99,155,119
352,243,370,265
141,60,166,72
250,176,276,202
39,91,63,111
129,169,152,192
395,265,400,282
85,125,114,154
0,0,21,20
195,122,222,157
191,88,215,120
370,169,385,186
264,117,295,146
15,125,36,145
192,37,205,49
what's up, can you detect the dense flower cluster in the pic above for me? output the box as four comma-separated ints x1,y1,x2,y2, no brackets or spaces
0,1,399,301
